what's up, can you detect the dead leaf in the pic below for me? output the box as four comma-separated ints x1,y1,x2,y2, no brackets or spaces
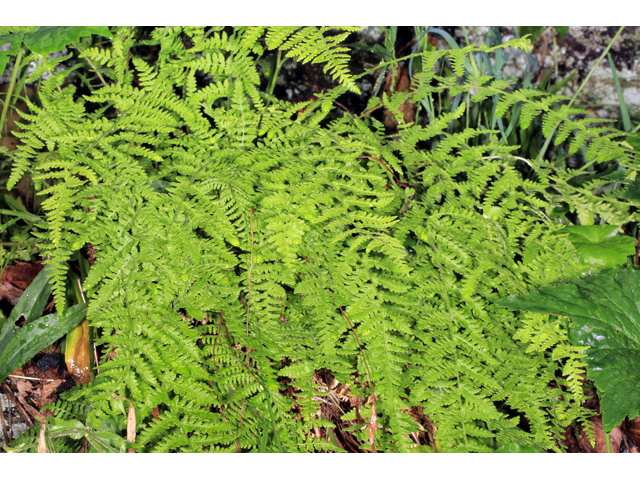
65,319,91,385
624,416,640,446
0,262,45,306
16,379,34,398
41,380,63,403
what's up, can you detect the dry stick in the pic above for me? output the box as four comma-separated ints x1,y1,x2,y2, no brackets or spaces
8,375,56,383
76,278,86,303
0,394,10,446
1,382,32,428
358,104,383,119
338,307,375,395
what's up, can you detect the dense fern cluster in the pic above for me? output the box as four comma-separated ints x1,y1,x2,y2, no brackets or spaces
6,26,639,452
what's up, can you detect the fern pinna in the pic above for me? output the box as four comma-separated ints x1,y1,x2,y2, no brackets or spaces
6,26,639,452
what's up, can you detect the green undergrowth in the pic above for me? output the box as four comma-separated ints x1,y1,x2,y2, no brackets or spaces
2,26,640,452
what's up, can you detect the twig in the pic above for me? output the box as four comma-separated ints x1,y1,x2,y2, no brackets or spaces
1,382,33,428
76,278,86,303
358,104,383,119
8,375,56,383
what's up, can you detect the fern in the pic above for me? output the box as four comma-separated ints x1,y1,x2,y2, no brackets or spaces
6,26,638,453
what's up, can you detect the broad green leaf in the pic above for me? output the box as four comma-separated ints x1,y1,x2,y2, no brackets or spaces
0,32,23,75
555,27,570,39
563,225,635,268
87,430,127,453
497,266,640,432
22,27,112,55
0,209,42,223
0,27,111,75
0,266,52,357
0,303,87,383
47,417,85,440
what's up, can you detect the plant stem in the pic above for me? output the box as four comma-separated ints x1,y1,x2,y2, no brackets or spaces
267,49,283,98
86,57,108,88
0,47,24,137
246,208,254,337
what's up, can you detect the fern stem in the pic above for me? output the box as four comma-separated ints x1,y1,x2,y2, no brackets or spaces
246,208,254,337
0,47,23,137
357,155,403,186
338,306,375,396
85,57,108,88
358,103,383,118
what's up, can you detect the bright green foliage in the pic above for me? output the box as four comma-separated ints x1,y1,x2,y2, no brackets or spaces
497,265,640,433
6,27,640,452
563,225,636,268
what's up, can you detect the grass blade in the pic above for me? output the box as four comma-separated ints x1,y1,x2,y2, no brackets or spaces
607,52,631,132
